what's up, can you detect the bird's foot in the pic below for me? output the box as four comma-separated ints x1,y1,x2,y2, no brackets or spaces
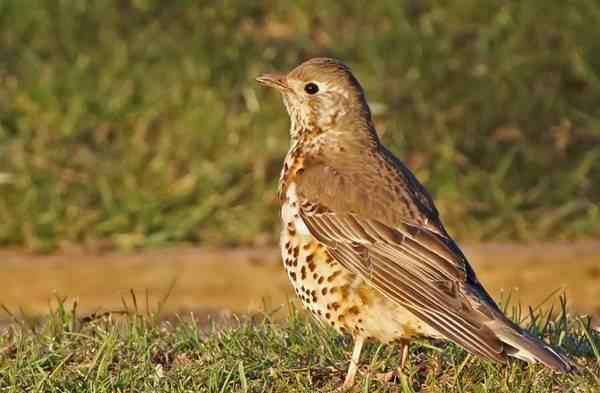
335,381,355,393
361,367,406,384
336,367,405,391
372,370,396,383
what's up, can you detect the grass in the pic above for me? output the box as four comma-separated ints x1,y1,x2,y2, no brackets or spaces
1,296,599,392
0,1,599,252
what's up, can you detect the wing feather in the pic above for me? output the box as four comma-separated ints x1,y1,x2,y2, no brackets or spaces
302,211,506,362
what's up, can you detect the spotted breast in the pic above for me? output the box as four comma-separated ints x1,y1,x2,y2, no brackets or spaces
279,151,440,343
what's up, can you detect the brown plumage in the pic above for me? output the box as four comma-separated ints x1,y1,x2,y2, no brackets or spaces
257,57,573,391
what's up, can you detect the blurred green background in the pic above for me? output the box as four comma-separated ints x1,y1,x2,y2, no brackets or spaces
1,0,599,253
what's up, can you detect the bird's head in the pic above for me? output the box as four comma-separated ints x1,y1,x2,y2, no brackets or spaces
257,58,375,142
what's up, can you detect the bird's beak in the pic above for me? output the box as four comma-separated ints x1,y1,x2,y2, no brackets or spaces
256,73,288,90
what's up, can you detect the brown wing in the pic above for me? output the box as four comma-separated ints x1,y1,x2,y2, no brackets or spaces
295,152,509,362
301,212,507,361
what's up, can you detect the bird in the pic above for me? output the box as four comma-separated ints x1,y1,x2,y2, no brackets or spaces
257,57,573,391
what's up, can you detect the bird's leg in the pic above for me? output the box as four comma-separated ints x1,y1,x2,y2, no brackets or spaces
399,339,410,371
372,339,411,383
340,336,365,392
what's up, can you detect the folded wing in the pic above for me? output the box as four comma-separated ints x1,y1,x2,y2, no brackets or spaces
301,210,507,362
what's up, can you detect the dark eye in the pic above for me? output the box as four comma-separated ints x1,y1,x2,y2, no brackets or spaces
304,82,319,95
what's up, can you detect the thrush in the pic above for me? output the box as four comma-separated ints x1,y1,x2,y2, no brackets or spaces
257,58,573,391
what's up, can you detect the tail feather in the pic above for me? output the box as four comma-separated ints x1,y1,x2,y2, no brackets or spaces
493,325,575,373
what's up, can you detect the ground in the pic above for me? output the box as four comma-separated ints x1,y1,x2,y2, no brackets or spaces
1,243,599,325
1,294,599,392
1,244,599,391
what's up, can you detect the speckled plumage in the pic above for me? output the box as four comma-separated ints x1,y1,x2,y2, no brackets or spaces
280,175,438,343
258,58,573,391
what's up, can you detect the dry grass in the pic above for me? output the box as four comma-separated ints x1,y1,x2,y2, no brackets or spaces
1,294,599,392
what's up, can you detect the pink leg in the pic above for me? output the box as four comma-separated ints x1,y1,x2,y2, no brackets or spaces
340,336,365,392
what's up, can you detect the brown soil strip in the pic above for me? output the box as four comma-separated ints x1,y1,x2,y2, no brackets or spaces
0,243,598,324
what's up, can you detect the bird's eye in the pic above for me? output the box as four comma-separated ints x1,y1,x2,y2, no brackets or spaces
304,82,319,95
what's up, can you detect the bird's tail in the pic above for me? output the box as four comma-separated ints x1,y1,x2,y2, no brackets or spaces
491,323,575,373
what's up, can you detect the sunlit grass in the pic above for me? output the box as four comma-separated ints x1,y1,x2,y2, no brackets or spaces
0,1,599,252
0,296,599,392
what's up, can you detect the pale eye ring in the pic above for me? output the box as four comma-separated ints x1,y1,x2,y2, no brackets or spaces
304,82,319,95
